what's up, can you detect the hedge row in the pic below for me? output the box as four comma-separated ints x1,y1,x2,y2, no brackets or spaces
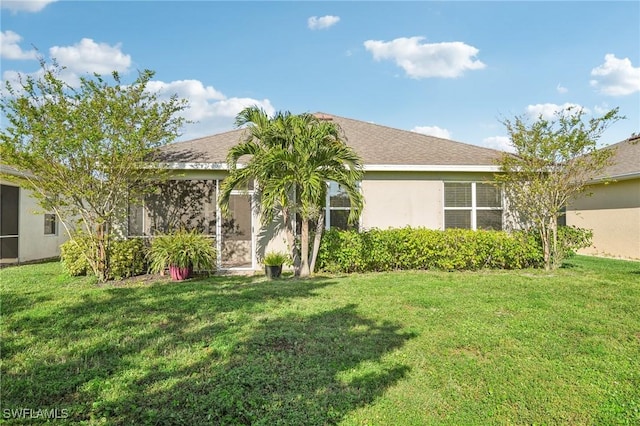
60,235,147,280
316,227,545,273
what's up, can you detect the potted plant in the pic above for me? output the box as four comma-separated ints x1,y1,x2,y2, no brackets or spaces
263,251,289,279
147,229,217,281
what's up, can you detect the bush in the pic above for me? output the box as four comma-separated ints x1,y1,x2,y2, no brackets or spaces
316,227,544,273
147,229,217,275
60,234,91,276
109,238,147,280
60,233,148,280
557,226,593,258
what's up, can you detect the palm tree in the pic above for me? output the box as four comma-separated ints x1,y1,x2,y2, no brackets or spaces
219,106,363,277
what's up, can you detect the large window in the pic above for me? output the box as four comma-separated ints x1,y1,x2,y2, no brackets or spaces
326,181,358,230
444,182,502,230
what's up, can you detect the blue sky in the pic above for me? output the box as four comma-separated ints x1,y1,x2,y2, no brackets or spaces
2,1,639,151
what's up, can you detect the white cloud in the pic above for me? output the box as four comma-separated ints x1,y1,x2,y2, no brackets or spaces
590,54,640,96
481,136,514,153
1,0,57,13
363,36,486,79
556,83,568,94
411,125,451,139
2,38,132,93
593,102,610,116
146,79,275,140
1,35,274,140
525,103,590,120
0,30,38,60
308,15,340,30
50,38,131,76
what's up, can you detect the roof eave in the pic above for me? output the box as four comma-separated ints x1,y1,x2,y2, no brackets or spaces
157,162,501,173
363,164,502,172
589,171,640,184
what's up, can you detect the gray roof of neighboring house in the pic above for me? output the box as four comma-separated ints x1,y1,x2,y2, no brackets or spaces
597,135,640,180
157,112,505,167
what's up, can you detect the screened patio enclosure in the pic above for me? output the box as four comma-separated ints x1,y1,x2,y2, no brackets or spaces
128,179,254,270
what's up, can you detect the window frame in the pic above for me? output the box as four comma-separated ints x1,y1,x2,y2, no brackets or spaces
44,213,58,236
443,181,503,230
324,181,360,231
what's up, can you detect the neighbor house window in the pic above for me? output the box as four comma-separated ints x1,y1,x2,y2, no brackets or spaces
44,213,57,235
325,181,358,230
444,182,503,230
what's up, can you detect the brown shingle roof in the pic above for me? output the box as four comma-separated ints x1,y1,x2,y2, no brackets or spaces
597,136,640,179
157,112,505,166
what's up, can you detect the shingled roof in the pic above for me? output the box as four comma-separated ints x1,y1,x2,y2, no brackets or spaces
596,136,640,180
157,112,505,168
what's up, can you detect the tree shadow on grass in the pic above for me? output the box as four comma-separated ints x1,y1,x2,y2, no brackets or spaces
2,275,414,425
90,304,414,425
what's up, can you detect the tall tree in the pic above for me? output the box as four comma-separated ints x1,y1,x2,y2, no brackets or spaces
495,106,623,270
219,107,363,277
0,61,187,281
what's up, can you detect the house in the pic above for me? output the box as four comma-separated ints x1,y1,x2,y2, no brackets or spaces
140,112,507,271
565,136,640,260
0,165,69,264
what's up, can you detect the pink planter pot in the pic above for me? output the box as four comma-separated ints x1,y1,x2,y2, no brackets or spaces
169,265,191,281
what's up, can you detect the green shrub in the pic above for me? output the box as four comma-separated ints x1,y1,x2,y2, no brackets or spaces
262,251,290,266
557,226,593,258
109,237,147,280
60,234,92,276
147,229,217,275
61,233,148,280
317,227,544,273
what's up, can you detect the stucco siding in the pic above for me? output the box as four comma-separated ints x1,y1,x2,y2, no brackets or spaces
19,187,68,262
360,179,443,229
0,181,68,263
566,178,640,260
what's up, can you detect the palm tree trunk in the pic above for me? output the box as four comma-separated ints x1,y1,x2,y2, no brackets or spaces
299,218,310,277
309,213,324,275
282,208,300,276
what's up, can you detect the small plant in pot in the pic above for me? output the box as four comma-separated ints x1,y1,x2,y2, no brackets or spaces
262,251,289,279
147,229,217,281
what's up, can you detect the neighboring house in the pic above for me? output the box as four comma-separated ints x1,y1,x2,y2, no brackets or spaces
0,165,69,264
141,112,507,271
566,136,640,260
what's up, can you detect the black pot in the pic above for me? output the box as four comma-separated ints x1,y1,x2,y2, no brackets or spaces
265,264,282,279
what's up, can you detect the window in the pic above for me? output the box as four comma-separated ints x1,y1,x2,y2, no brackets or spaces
326,181,358,230
444,182,503,230
44,214,57,235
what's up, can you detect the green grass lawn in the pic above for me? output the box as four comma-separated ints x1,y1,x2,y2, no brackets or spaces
1,256,639,425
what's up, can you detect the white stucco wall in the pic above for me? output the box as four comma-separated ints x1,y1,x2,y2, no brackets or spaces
0,181,68,263
19,186,68,262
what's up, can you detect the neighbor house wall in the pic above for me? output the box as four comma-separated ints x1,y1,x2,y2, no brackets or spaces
566,178,640,260
19,184,69,262
0,179,68,263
